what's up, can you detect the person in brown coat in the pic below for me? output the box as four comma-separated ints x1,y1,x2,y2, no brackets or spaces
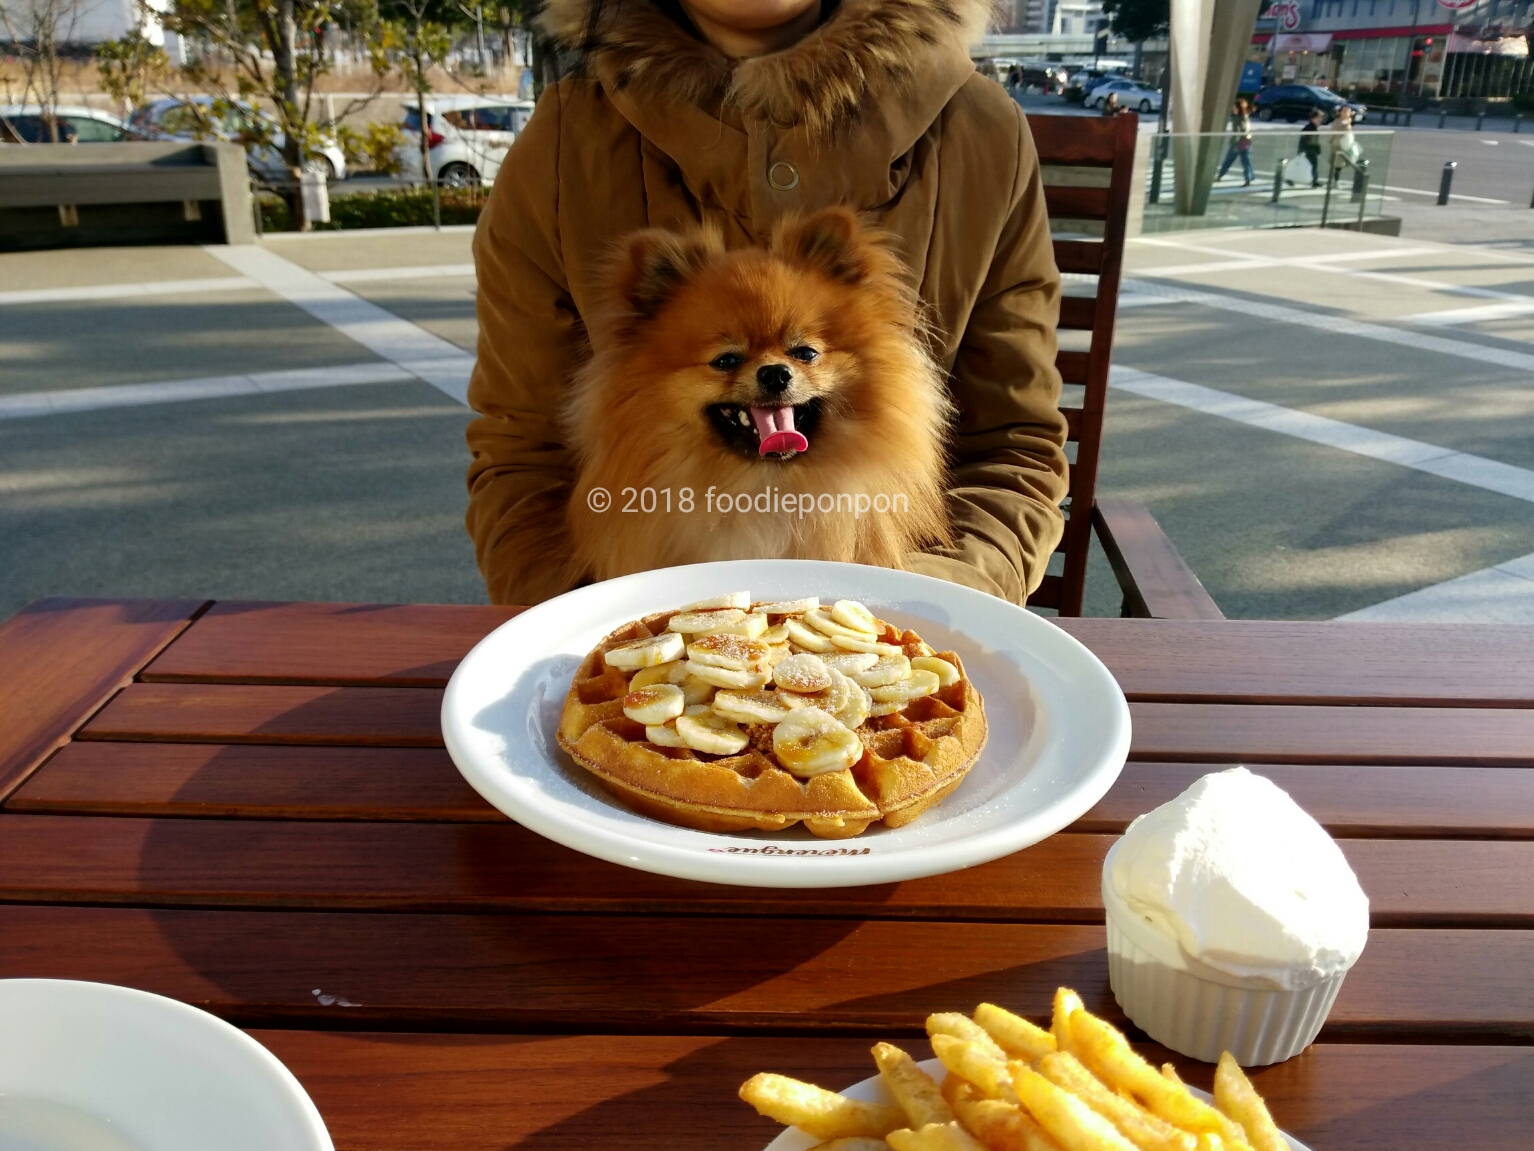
466,0,1069,606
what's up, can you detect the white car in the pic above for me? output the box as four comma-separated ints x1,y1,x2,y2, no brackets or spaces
0,104,145,143
1085,78,1163,113
397,95,535,186
130,97,347,181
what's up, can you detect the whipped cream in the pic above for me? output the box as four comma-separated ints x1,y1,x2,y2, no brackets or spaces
1109,767,1369,990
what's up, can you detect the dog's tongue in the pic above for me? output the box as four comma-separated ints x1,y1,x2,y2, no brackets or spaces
751,406,809,456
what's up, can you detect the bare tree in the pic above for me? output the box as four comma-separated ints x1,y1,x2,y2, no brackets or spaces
380,0,452,227
95,2,171,119
0,0,89,140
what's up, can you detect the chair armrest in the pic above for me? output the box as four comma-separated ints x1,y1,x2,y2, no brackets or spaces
1091,498,1225,619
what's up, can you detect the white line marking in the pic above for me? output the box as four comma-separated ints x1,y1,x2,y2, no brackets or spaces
0,362,413,421
322,263,476,284
1337,551,1534,623
1122,278,1534,373
0,277,256,307
206,246,474,405
261,224,478,239
1405,299,1534,326
1111,365,1534,504
1382,185,1510,204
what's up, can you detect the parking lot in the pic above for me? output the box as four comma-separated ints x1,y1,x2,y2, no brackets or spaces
4,184,1534,621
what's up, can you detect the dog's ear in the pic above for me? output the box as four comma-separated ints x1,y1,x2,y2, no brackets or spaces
772,207,874,284
610,225,722,319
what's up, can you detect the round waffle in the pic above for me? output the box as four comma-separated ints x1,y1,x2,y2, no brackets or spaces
555,596,987,839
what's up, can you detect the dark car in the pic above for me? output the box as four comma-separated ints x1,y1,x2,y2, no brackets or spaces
1253,84,1367,124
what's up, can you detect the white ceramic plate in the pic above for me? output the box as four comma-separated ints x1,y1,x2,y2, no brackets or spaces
0,979,332,1151
443,559,1130,888
761,1058,1312,1151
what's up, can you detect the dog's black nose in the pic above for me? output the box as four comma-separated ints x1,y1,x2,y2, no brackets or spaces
756,363,792,394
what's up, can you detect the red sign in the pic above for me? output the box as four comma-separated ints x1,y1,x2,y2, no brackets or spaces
1437,0,1479,9
1270,0,1303,31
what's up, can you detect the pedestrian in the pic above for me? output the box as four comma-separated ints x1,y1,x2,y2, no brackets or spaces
1296,107,1323,187
1328,104,1364,184
467,0,1070,607
1215,98,1254,185
1008,64,1020,93
1101,92,1120,116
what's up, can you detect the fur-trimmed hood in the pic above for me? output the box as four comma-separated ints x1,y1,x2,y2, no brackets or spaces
540,0,997,136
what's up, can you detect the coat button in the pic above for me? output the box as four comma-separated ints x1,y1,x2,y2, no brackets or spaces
768,161,800,191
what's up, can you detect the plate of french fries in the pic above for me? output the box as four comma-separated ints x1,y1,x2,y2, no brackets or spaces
741,989,1304,1151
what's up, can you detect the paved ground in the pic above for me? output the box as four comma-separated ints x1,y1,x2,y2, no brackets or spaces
4,194,1534,621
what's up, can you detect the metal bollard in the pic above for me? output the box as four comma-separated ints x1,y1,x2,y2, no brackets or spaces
1351,162,1367,202
1272,157,1287,204
1439,107,1448,128
1476,108,1485,131
1406,108,1414,127
1518,114,1524,134
1356,171,1371,227
1438,161,1457,205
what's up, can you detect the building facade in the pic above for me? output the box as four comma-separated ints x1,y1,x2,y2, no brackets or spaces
1251,0,1534,100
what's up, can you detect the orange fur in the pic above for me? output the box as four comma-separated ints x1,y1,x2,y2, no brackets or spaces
564,208,953,583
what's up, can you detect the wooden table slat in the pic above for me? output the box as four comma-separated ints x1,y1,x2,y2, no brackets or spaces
0,597,207,800
0,905,1526,1040
0,815,1527,925
141,604,1534,708
252,1031,1534,1151
13,745,1534,839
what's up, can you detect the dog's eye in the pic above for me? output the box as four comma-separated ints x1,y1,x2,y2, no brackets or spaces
787,346,819,363
710,352,745,372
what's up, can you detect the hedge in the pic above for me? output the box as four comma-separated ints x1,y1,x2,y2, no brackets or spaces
259,186,487,232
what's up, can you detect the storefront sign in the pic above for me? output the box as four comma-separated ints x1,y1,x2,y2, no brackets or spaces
1437,0,1478,9
1273,33,1333,52
1269,0,1303,32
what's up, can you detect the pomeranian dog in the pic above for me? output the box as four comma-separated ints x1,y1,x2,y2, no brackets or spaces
563,207,953,583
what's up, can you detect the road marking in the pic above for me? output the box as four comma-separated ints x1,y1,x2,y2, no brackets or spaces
206,246,474,404
1382,184,1509,204
1336,551,1534,623
0,362,413,421
323,263,476,284
1111,365,1534,504
0,277,256,307
1122,278,1534,372
1404,299,1534,326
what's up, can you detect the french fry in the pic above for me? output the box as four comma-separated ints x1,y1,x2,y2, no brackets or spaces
1161,1066,1184,1087
1214,1053,1285,1151
975,1002,1058,1062
948,1078,1064,1151
930,1034,1021,1103
810,1141,893,1151
1038,1052,1196,1151
887,1121,990,1151
1052,988,1086,1056
1069,1014,1249,1148
739,1073,905,1141
929,1011,1009,1064
1010,1063,1139,1151
872,1042,957,1127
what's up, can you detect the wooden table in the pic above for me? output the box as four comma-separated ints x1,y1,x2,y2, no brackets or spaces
2,597,1532,1149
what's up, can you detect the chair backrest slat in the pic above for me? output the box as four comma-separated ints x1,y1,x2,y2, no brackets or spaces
1031,110,1138,614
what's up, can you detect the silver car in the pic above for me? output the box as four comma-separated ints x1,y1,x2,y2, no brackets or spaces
130,96,346,181
0,104,146,143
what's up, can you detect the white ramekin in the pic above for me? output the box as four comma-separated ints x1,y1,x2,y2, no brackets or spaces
1101,839,1353,1066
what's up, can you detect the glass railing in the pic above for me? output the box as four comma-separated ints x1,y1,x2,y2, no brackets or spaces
1140,129,1394,233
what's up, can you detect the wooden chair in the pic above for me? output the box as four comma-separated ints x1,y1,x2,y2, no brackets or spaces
1025,110,1224,620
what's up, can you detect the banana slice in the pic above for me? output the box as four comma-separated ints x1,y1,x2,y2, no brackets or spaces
784,618,836,653
848,653,911,688
870,668,941,705
680,675,717,705
825,668,872,730
911,655,961,688
603,631,685,670
777,687,832,711
869,699,908,717
821,651,879,675
755,597,820,615
803,608,875,641
830,633,904,657
629,660,689,690
644,721,687,747
679,591,750,611
622,683,686,725
772,707,863,777
675,711,749,755
684,661,771,689
766,643,793,666
694,612,770,640
759,622,790,645
712,688,792,724
772,653,833,694
667,608,746,634
830,599,880,635
686,633,770,672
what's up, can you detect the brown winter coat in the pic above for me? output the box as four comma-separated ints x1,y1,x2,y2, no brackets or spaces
466,0,1068,605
